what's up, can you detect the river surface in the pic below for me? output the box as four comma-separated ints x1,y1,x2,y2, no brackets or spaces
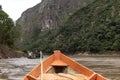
0,55,120,80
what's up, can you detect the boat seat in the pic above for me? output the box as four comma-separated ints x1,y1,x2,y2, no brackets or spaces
51,60,68,66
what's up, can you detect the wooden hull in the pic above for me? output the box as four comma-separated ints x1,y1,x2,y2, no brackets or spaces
24,50,107,80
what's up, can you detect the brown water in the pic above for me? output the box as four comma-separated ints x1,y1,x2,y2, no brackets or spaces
0,56,120,80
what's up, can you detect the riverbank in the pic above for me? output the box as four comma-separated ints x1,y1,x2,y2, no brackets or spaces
0,47,120,59
0,45,26,59
72,51,120,57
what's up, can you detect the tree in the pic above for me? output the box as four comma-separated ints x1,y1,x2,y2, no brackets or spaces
0,8,14,47
0,5,2,10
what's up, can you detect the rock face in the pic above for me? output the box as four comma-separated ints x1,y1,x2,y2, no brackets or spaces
16,0,94,49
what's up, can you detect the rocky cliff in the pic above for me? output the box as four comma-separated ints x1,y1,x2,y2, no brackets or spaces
16,0,94,50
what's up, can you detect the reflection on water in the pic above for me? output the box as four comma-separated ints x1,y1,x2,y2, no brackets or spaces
0,56,120,80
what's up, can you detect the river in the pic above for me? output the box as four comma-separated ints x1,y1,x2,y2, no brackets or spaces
0,55,120,80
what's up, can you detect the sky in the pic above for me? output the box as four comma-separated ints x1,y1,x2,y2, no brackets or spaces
0,0,41,21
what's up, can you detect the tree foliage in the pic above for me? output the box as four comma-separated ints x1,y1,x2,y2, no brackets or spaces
0,7,14,47
54,0,120,53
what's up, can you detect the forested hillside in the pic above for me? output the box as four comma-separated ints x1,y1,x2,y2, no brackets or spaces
27,0,120,53
16,0,95,51
0,6,23,58
0,6,14,47
54,0,120,53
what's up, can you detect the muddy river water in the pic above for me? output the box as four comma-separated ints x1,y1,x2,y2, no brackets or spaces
0,55,120,80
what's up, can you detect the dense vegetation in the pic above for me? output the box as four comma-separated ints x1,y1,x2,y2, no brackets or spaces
0,7,25,58
55,0,120,53
20,0,120,54
0,6,14,47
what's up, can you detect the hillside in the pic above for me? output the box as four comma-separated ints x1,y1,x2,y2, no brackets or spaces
53,0,120,53
0,6,26,58
28,0,120,53
16,0,120,53
16,0,95,50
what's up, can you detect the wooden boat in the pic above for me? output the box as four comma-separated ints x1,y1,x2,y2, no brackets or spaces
24,50,107,80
